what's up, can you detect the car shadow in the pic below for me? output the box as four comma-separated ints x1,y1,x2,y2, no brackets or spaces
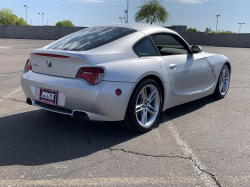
0,95,218,166
164,95,218,121
154,95,218,129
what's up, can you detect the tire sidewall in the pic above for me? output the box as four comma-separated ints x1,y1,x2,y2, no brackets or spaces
126,79,163,133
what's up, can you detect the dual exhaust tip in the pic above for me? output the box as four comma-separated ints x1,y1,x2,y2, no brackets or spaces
26,97,89,120
72,111,89,120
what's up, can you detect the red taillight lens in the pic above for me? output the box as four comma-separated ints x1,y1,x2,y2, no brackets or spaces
76,67,104,84
25,59,32,72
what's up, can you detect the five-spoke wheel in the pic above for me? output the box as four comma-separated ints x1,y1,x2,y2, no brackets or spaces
213,64,231,99
135,85,160,128
120,79,162,132
219,66,230,96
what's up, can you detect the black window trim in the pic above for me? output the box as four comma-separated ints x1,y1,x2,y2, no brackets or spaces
149,32,193,55
132,36,161,58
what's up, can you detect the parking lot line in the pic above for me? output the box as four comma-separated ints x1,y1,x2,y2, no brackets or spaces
164,118,219,187
0,176,201,186
0,72,22,77
0,87,22,102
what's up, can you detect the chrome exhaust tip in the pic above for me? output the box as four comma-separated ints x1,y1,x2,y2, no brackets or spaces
73,111,89,120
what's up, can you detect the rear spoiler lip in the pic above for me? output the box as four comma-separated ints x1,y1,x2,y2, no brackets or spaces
31,48,90,62
34,53,69,58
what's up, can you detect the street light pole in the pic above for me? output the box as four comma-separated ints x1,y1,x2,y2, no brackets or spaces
30,20,32,26
47,19,48,25
24,5,29,25
119,17,122,23
215,14,220,33
124,10,128,23
38,13,45,26
238,23,245,33
127,0,129,23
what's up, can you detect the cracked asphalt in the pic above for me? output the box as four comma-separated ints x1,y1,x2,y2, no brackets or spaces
0,38,250,187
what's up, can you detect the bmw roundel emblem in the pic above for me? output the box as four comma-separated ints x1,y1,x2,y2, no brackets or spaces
46,59,52,68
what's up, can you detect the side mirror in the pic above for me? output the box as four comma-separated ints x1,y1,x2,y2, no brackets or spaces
191,45,202,54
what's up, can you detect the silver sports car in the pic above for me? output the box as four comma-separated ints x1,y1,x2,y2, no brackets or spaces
21,24,231,132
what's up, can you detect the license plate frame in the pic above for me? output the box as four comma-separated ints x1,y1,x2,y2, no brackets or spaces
39,88,58,105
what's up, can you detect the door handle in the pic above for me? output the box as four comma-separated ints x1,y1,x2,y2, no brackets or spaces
169,64,176,70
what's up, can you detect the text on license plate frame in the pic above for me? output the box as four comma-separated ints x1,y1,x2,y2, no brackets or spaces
39,88,58,105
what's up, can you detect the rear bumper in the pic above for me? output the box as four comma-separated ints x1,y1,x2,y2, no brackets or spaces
21,71,136,121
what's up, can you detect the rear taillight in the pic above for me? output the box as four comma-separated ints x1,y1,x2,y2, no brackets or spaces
76,67,104,85
25,59,32,72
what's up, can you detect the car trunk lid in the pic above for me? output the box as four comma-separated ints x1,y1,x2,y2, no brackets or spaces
30,49,91,78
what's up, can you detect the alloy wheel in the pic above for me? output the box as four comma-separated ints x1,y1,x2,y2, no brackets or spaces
219,66,230,96
135,84,160,127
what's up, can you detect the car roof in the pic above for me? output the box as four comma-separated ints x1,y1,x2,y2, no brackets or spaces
94,23,176,34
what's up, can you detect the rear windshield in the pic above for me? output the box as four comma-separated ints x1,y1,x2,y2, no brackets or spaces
46,26,136,51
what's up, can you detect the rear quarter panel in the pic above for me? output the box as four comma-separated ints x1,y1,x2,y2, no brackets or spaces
100,57,170,83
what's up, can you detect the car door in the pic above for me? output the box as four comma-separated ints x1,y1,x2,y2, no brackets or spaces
150,33,208,96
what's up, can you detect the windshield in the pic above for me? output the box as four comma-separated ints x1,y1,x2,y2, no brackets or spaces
46,26,136,51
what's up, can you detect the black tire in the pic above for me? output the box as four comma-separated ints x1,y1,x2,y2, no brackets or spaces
213,64,231,99
119,79,163,133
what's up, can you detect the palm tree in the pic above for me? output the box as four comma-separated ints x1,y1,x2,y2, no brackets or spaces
205,27,212,35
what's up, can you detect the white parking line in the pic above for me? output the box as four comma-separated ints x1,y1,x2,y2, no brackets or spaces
0,72,22,77
164,118,218,187
0,47,11,49
0,87,22,102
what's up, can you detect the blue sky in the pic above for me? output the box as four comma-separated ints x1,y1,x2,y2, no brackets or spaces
1,0,249,33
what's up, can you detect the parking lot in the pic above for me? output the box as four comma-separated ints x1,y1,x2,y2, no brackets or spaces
0,38,250,187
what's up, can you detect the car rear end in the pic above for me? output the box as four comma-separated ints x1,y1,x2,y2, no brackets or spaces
21,26,139,121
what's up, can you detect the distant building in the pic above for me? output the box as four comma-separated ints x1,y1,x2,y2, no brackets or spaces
165,25,187,32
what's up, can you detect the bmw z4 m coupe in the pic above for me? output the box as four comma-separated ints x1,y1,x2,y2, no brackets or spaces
21,24,231,132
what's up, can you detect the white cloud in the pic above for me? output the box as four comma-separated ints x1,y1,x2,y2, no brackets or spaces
169,0,214,4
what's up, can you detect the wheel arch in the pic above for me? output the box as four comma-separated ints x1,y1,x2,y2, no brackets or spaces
224,61,231,72
128,74,165,112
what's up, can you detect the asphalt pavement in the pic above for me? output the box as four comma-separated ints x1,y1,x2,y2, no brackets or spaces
0,38,250,187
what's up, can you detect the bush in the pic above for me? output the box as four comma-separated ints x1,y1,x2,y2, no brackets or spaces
217,30,234,34
16,17,28,25
187,28,200,32
55,20,74,27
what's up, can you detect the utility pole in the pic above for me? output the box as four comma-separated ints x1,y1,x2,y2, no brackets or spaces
38,13,45,26
238,23,245,33
24,5,29,25
215,14,220,33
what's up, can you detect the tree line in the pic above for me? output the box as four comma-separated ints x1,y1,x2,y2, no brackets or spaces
187,27,235,34
0,7,75,27
0,7,28,25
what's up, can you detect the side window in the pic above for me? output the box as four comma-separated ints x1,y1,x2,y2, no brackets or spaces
151,34,189,56
133,37,159,57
